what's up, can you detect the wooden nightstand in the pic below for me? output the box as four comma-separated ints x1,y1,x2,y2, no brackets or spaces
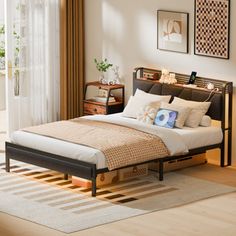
83,81,125,115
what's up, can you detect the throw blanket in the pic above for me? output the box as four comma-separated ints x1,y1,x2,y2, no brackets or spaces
22,119,169,170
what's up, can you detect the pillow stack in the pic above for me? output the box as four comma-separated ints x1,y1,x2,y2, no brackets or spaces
122,89,212,128
171,97,211,128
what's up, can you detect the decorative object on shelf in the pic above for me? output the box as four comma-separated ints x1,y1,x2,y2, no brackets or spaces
152,72,160,80
157,10,189,54
159,69,169,83
207,82,215,90
169,73,177,84
112,65,121,84
159,69,177,84
194,0,230,59
94,58,113,84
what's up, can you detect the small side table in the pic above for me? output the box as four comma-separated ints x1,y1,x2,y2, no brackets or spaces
83,81,125,115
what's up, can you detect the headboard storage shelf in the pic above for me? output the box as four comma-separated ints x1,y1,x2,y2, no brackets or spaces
133,67,232,93
133,67,233,167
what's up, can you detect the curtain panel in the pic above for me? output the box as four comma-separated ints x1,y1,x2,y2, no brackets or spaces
60,0,84,120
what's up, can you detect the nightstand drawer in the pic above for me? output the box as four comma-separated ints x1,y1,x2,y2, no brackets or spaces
84,103,106,115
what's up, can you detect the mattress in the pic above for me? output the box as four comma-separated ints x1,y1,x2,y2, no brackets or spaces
11,113,223,169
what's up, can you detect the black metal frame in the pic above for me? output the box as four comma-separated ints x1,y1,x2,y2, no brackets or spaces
5,67,233,197
5,142,221,197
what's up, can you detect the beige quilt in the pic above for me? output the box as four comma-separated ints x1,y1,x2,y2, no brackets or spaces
22,119,169,170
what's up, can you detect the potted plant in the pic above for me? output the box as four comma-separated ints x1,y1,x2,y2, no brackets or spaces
94,58,113,83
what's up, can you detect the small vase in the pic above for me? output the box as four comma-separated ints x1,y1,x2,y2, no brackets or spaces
99,72,108,84
99,73,104,83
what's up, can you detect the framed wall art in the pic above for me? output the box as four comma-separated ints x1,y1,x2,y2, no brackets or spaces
194,0,230,59
157,10,189,54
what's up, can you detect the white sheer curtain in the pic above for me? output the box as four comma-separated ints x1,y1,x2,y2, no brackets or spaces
23,0,60,125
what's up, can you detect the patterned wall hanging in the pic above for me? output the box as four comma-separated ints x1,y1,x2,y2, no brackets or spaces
194,0,230,59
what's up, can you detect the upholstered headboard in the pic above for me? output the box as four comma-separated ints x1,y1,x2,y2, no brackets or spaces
133,67,233,122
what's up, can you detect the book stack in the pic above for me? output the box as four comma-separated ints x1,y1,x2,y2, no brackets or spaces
91,96,116,103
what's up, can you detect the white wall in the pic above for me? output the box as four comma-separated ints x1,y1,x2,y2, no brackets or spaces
85,0,236,165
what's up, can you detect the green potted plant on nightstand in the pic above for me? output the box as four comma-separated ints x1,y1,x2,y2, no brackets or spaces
94,58,113,84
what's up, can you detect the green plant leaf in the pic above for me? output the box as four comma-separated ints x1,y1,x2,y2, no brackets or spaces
94,58,113,72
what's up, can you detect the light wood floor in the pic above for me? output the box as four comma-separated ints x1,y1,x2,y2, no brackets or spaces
0,163,236,236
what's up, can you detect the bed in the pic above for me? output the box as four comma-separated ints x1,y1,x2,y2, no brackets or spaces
5,67,233,196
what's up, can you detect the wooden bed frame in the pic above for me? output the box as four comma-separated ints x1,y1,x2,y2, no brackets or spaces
5,67,233,197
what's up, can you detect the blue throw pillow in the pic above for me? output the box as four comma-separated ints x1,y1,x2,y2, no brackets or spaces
154,109,178,129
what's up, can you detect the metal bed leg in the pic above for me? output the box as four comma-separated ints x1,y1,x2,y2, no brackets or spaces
228,131,232,166
64,174,69,180
5,156,10,172
92,178,97,197
220,145,225,167
159,160,164,181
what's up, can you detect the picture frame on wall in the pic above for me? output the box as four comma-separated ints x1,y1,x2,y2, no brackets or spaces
157,10,189,54
194,0,230,59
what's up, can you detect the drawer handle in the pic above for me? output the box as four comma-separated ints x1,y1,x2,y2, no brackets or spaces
93,108,97,112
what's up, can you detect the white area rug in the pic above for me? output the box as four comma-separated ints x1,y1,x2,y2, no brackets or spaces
0,154,235,233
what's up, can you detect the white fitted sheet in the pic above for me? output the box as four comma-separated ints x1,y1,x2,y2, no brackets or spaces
11,113,222,169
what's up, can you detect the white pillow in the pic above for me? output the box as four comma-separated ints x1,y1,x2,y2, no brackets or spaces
137,105,160,125
200,115,212,127
135,89,171,104
122,96,160,118
160,102,191,128
122,90,171,119
172,97,211,128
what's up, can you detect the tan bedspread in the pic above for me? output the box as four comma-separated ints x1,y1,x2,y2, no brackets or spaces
22,119,169,170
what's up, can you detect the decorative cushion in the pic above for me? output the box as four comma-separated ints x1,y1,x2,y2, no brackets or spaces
137,105,160,124
200,115,212,127
122,89,171,119
160,102,191,128
172,97,211,128
154,109,178,129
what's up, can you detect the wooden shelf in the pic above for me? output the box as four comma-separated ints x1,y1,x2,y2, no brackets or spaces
86,81,124,90
137,77,221,94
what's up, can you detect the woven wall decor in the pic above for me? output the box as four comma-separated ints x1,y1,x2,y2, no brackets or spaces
194,0,230,59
